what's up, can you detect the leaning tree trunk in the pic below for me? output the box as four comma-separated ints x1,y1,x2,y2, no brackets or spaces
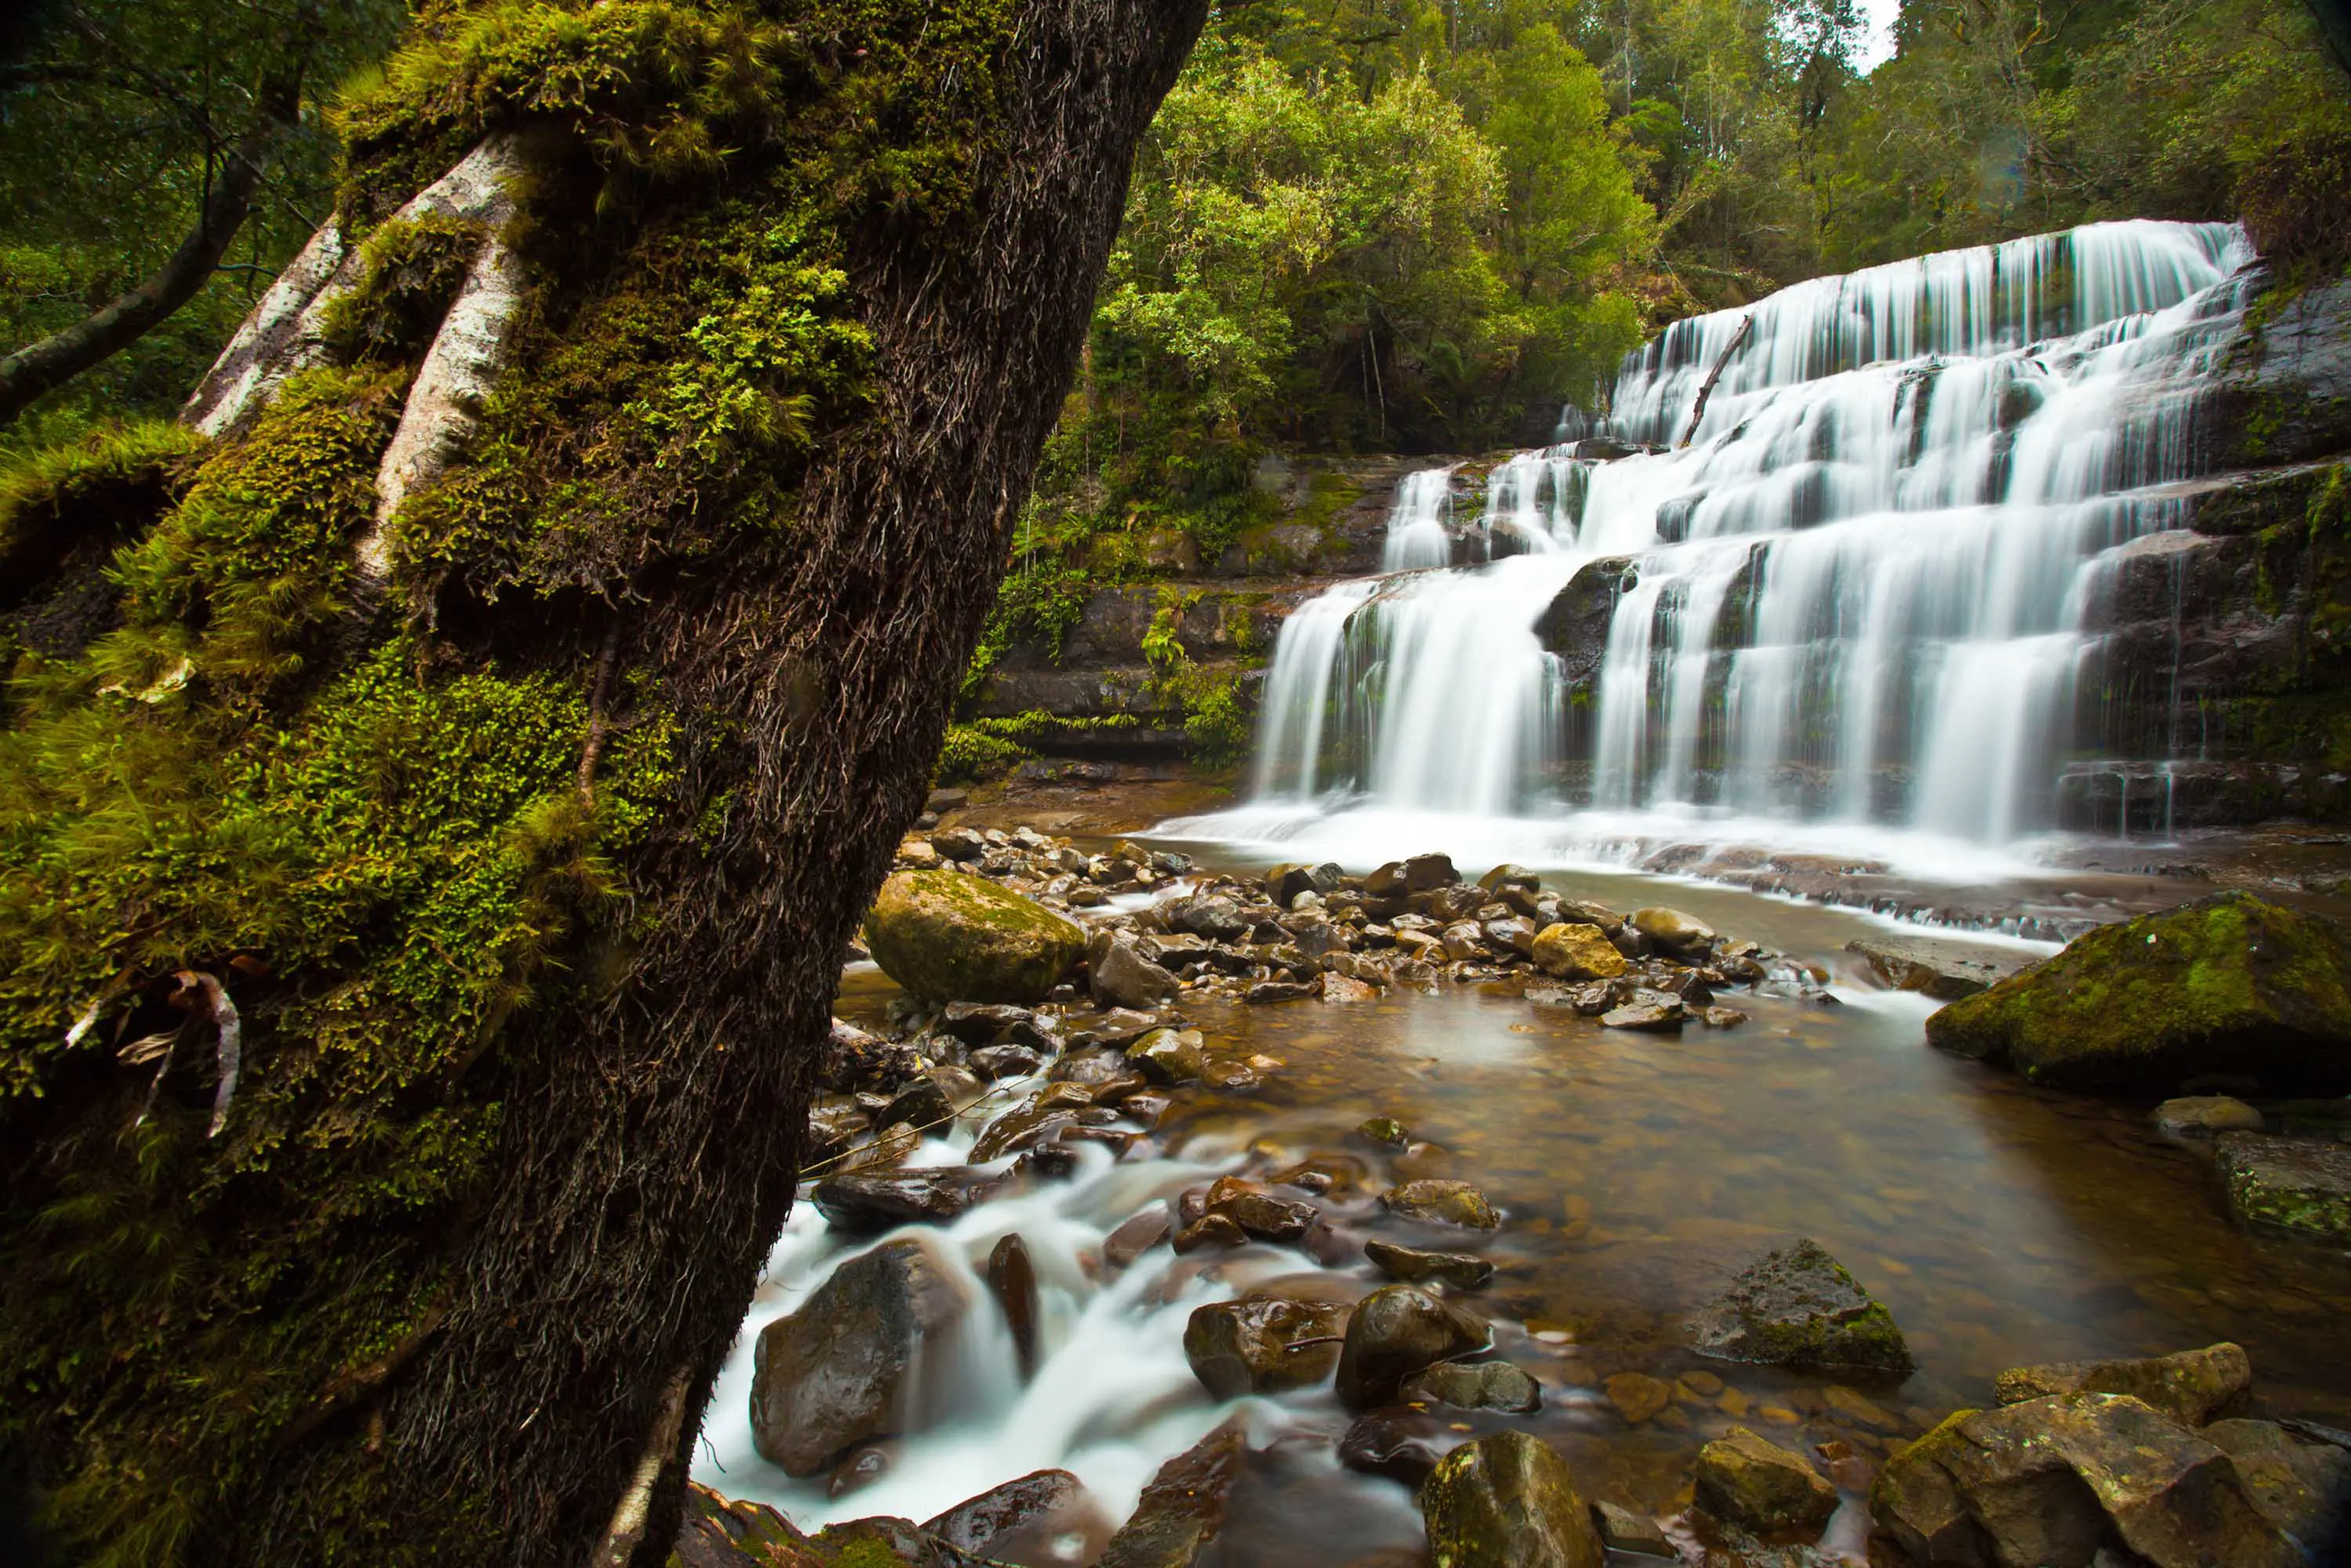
0,2,1204,1564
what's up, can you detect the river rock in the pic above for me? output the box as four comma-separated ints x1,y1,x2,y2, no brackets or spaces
1095,1418,1248,1568
1383,1178,1502,1229
1845,933,2032,1000
750,1237,967,1475
1590,1501,1674,1558
1869,1393,2303,1568
1089,931,1180,1010
970,1097,1116,1162
1167,893,1250,942
1184,1294,1349,1399
934,1001,1040,1045
2204,1417,2351,1551
1268,862,1344,903
2153,1094,2266,1136
1128,1027,1205,1083
864,870,1086,1004
1603,1371,1672,1423
1403,1359,1541,1414
811,1169,1002,1235
1105,1205,1173,1267
2215,1130,2351,1242
967,1043,1044,1081
1695,1426,1838,1537
1245,977,1321,1004
1341,1404,1465,1486
1923,891,2351,1093
1689,1237,1912,1375
924,1468,1105,1566
673,1482,825,1568
1630,906,1715,956
1531,922,1629,981
1420,1430,1605,1568
988,1232,1040,1379
1336,1283,1488,1408
1994,1341,2251,1426
1600,999,1685,1033
1364,1239,1493,1290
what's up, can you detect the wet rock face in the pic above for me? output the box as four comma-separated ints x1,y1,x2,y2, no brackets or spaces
1870,1393,2308,1568
1531,922,1628,981
1845,933,2032,1000
1419,1431,1605,1568
1363,1239,1493,1290
673,1481,826,1567
2215,1130,2351,1243
1336,1283,1487,1409
1694,1426,1838,1538
1090,931,1180,1010
1382,1178,1502,1229
865,870,1086,1004
1183,1294,1349,1399
810,1169,1000,1235
1993,1341,2251,1427
1688,1237,1912,1375
1095,1419,1249,1568
1402,1359,1541,1414
923,1468,1107,1566
1925,891,2351,1094
750,1238,967,1477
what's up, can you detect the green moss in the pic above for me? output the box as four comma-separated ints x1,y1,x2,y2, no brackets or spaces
0,422,205,592
320,213,489,365
1925,891,2351,1091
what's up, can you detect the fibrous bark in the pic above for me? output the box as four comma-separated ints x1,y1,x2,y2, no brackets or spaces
0,2,1206,1564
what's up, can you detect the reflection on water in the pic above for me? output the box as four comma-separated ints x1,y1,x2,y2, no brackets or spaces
698,858,2351,1563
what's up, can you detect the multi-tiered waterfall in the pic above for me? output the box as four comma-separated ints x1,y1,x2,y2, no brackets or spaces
1205,220,2256,871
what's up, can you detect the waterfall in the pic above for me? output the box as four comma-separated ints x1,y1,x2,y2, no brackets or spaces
1221,220,2255,865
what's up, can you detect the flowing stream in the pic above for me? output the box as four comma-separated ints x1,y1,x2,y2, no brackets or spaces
1214,220,2255,877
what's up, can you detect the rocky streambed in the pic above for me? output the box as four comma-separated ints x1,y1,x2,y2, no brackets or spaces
681,824,2351,1568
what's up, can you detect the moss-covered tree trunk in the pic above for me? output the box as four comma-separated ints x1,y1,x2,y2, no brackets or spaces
0,2,1204,1563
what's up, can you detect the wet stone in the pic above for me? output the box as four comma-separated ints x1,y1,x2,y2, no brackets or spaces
1336,1283,1487,1408
811,1169,999,1236
924,1468,1104,1567
826,1442,892,1499
1105,1205,1174,1268
1383,1178,1503,1229
1420,1431,1605,1568
1402,1359,1542,1413
1128,1027,1206,1083
1689,1237,1913,1375
1173,1213,1247,1254
2215,1131,2351,1242
988,1232,1040,1379
1096,1420,1249,1568
1601,999,1685,1033
967,1044,1045,1081
1591,1501,1675,1558
1696,1426,1838,1537
2153,1094,2266,1137
1184,1294,1350,1399
1355,1116,1412,1148
1246,978,1322,1004
1364,1239,1494,1290
1605,1371,1673,1424
1993,1341,2251,1427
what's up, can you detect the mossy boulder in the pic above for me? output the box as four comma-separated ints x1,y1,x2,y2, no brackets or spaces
1924,891,2351,1094
2215,1131,2351,1243
1693,1426,1838,1537
865,869,1086,1004
1688,1238,1911,1376
1419,1431,1605,1568
1994,1341,2251,1427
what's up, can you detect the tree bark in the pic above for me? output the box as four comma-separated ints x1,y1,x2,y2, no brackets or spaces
147,1,1207,1563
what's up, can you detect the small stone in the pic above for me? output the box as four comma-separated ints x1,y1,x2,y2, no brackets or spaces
1700,1005,1749,1029
1322,971,1380,1003
1105,1206,1174,1267
1605,1371,1672,1424
988,1232,1040,1379
1245,977,1321,1004
2154,1095,2266,1136
1824,1384,1899,1431
1530,922,1630,982
967,1044,1045,1081
1403,1359,1541,1414
1601,1000,1685,1033
1172,1213,1246,1254
1630,906,1716,956
1590,1501,1674,1558
1679,1369,1725,1397
810,1169,997,1235
827,1442,893,1498
1128,1027,1206,1083
1363,1239,1493,1290
1355,1116,1412,1148
1095,1419,1246,1568
1338,1404,1461,1487
1695,1425,1838,1537
923,1469,1102,1566
1089,933,1179,1011
1383,1178,1502,1229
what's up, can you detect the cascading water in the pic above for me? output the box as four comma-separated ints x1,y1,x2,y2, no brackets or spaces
1214,220,2256,872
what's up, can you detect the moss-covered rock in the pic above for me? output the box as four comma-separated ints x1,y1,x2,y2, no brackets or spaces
863,870,1085,1004
2215,1131,2351,1243
1419,1431,1604,1568
1688,1238,1911,1376
1923,891,2351,1094
1381,1178,1501,1229
1994,1341,2251,1426
1693,1426,1838,1538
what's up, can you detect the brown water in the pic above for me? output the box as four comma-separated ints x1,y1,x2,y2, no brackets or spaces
825,856,2351,1562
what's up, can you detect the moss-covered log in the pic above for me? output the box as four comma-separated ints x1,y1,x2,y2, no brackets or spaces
0,0,1206,1562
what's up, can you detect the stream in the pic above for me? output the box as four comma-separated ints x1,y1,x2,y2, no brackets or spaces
693,848,2351,1564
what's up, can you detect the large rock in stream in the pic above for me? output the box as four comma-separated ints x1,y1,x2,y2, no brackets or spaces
749,1237,967,1476
1420,1431,1605,1568
1924,891,2351,1094
1869,1392,2312,1567
1688,1237,1911,1376
1095,1419,1249,1568
864,869,1086,1004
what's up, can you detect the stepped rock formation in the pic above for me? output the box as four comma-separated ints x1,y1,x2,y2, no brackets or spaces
0,0,1206,1562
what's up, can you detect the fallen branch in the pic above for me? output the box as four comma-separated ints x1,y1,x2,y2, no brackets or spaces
1678,313,1754,449
589,1360,692,1568
274,1298,451,1450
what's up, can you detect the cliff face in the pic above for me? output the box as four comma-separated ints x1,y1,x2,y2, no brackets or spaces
0,2,1206,1563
